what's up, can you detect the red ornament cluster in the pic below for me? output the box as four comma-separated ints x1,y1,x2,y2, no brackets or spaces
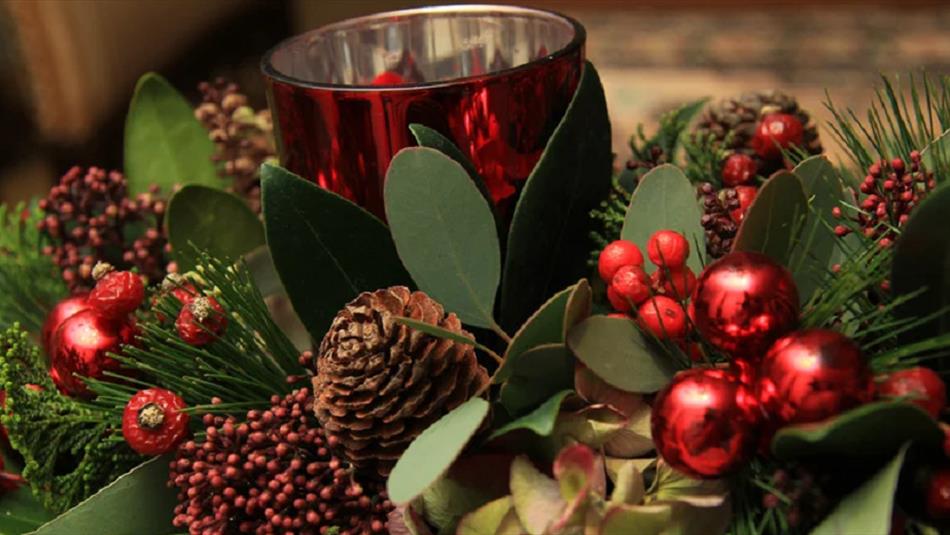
122,388,190,455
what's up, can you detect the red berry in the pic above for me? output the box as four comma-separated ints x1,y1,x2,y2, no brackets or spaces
87,264,145,320
611,265,651,306
655,267,697,299
647,230,689,269
722,154,757,187
606,285,631,313
927,467,950,520
122,388,189,455
731,185,758,223
598,240,645,282
877,367,946,418
637,296,687,339
751,113,804,160
176,296,228,346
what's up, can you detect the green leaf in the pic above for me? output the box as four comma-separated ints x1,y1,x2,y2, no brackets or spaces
892,185,950,342
124,73,220,195
491,390,573,440
261,164,411,340
811,444,910,535
921,128,950,173
408,124,494,210
501,62,613,330
600,504,672,535
733,171,808,265
563,279,593,339
385,147,501,329
166,185,264,271
393,316,486,351
791,156,844,303
509,456,564,535
456,497,516,535
28,456,177,535
495,284,574,384
387,397,490,504
772,401,942,461
567,316,678,393
499,344,575,417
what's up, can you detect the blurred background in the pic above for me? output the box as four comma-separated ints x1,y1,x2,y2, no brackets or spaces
2,0,949,205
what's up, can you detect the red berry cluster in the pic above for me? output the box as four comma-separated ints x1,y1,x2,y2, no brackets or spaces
598,231,695,341
169,387,391,535
37,166,170,291
122,388,190,455
833,153,936,247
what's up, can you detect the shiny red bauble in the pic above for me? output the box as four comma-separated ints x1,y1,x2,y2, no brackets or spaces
637,296,688,340
731,185,758,223
878,367,946,419
756,329,873,426
690,251,799,360
647,230,689,269
651,368,760,478
722,153,757,187
49,309,137,397
751,113,804,160
611,265,651,307
41,293,89,354
598,240,644,283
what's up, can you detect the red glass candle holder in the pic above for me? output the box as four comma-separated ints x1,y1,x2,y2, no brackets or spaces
261,5,585,219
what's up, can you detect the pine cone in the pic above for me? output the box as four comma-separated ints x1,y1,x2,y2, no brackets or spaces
313,286,489,477
694,90,822,175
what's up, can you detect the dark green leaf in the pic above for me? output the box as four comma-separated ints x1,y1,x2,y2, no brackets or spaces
620,164,705,272
408,124,494,210
385,147,500,329
733,171,808,265
501,62,613,330
490,390,573,439
499,344,575,417
790,156,844,303
387,397,491,504
563,279,593,339
393,316,488,353
567,316,678,393
166,185,264,271
811,444,910,535
124,73,220,195
495,284,574,384
892,185,950,342
261,164,411,340
28,456,177,535
771,401,942,461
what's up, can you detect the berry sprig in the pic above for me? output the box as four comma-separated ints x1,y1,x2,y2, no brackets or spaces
122,388,190,455
175,295,228,346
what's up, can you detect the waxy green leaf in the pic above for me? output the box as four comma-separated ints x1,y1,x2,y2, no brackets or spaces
498,344,575,417
733,171,807,265
790,156,844,303
491,390,573,440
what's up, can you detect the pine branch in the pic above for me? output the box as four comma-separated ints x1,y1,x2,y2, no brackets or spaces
683,131,733,186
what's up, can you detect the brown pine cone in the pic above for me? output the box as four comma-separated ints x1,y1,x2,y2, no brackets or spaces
313,286,489,477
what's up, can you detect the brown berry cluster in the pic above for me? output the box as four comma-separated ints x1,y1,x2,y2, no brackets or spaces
624,145,668,186
761,465,831,530
37,166,169,291
195,79,275,213
834,152,937,248
698,183,740,258
169,386,391,535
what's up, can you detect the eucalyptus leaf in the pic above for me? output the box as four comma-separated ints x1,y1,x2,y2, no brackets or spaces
495,284,575,384
166,185,264,271
124,73,220,195
490,390,573,440
790,156,844,303
563,279,593,339
385,147,501,329
387,397,490,504
28,456,176,535
620,164,705,272
567,316,678,393
771,401,942,461
261,164,411,341
501,62,613,330
733,171,808,265
393,316,486,352
498,344,575,417
408,124,494,210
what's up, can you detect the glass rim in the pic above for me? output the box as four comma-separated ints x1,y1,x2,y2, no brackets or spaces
260,4,586,92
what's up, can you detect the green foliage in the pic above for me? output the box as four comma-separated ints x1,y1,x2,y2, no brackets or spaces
0,445,54,534
629,98,709,172
499,344,575,418
408,124,496,215
0,203,68,333
733,171,808,266
0,325,140,514
490,390,573,440
682,131,733,186
495,284,575,384
588,177,634,266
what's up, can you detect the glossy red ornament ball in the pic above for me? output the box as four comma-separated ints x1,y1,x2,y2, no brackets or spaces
611,265,651,307
176,296,228,347
751,113,804,160
691,251,799,360
653,267,697,300
41,293,89,354
49,309,137,397
651,368,760,478
637,295,687,339
122,388,189,455
722,153,757,187
731,185,758,223
756,329,873,426
606,286,631,314
647,230,689,269
598,240,645,283
927,467,950,520
878,367,946,419
88,269,145,320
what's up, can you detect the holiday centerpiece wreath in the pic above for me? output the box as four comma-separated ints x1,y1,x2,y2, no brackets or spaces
1,50,950,535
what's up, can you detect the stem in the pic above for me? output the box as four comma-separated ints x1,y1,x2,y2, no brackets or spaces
490,321,512,345
483,347,504,365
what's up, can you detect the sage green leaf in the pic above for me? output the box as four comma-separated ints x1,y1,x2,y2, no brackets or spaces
408,124,494,209
563,279,593,338
499,344,575,417
567,316,678,393
385,147,500,329
811,444,910,535
790,156,844,303
510,456,564,535
29,456,177,535
456,497,516,535
501,62,613,330
772,401,942,461
733,171,807,265
387,397,490,504
892,185,950,342
124,73,220,195
393,316,487,351
600,504,671,535
261,164,411,340
621,164,705,272
166,185,264,271
610,461,646,505
495,284,575,384
491,390,573,439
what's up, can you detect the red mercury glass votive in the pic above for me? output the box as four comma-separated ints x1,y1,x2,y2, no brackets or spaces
261,5,585,219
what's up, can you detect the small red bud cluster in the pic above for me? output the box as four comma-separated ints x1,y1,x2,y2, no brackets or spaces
169,387,392,535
